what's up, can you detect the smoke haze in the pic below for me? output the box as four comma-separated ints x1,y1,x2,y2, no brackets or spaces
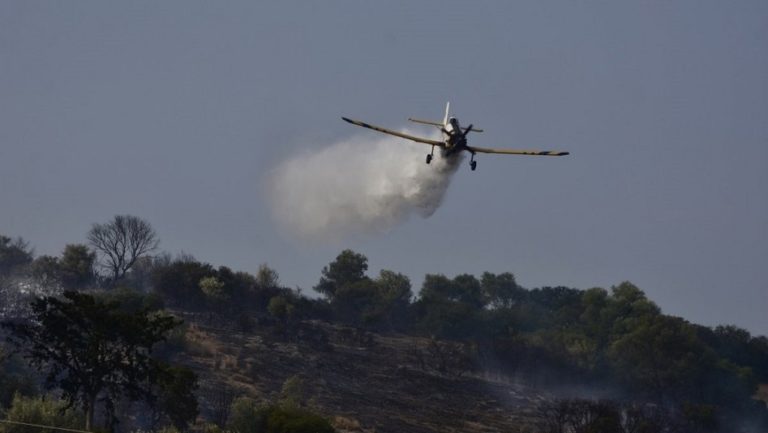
268,130,463,239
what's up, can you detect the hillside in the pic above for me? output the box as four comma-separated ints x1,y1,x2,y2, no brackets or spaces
175,314,547,433
3,238,768,433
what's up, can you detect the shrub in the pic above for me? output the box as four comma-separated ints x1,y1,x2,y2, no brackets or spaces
0,394,83,433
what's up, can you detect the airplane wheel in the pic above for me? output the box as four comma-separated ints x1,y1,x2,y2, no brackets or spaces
470,161,477,171
426,154,432,164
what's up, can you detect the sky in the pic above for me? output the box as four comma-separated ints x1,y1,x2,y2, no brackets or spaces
1,1,766,335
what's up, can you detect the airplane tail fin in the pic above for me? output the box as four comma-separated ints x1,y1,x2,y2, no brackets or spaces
443,102,450,125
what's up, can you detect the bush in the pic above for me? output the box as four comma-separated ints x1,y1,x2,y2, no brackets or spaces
0,393,83,433
262,405,334,433
228,397,265,433
227,399,333,433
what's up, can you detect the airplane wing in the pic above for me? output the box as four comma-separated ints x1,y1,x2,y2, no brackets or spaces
468,145,569,156
342,117,444,146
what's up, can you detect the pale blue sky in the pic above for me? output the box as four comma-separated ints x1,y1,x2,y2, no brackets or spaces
1,1,766,334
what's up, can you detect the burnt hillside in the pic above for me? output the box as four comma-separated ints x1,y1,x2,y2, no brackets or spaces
173,314,549,433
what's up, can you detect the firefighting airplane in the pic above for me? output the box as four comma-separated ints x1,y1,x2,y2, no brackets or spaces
342,103,569,171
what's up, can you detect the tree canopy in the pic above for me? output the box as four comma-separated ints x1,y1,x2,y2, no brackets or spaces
2,291,189,430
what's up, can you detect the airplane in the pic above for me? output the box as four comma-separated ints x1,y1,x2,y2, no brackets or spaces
342,103,569,171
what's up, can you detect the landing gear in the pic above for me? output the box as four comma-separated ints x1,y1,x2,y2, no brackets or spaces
470,154,477,171
426,145,435,164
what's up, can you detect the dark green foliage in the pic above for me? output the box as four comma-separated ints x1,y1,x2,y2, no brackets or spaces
420,273,485,308
228,397,264,433
262,405,335,433
153,363,199,430
152,257,280,313
0,236,33,275
314,249,368,299
2,291,182,430
153,258,216,309
58,244,96,289
416,274,487,338
99,287,165,313
0,393,84,433
27,245,96,290
0,351,38,409
228,399,334,433
29,256,61,287
480,272,523,309
608,315,711,402
313,251,413,329
697,324,768,382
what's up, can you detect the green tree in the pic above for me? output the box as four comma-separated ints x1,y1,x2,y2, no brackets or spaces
200,276,229,305
314,250,368,300
369,270,412,329
279,375,307,408
228,397,264,433
29,256,61,287
420,274,485,309
331,279,378,325
481,272,523,309
58,244,96,289
256,264,280,289
268,296,294,323
152,258,215,309
0,236,33,275
152,364,199,431
2,291,182,430
417,274,486,338
608,315,711,402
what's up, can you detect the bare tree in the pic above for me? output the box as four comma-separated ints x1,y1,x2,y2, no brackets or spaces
87,215,159,285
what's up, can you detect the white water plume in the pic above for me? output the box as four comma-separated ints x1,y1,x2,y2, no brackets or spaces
268,129,463,239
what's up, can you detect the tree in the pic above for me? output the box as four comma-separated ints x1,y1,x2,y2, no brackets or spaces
228,397,264,433
0,236,33,275
370,270,412,329
152,363,199,431
481,272,523,309
608,315,712,403
200,276,228,302
2,291,181,430
279,375,308,408
29,256,61,287
256,264,280,289
268,295,295,324
314,250,368,299
152,258,215,309
420,273,485,309
58,244,96,289
87,215,159,284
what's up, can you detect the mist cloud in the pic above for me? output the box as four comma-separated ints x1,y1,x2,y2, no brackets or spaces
268,129,463,239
